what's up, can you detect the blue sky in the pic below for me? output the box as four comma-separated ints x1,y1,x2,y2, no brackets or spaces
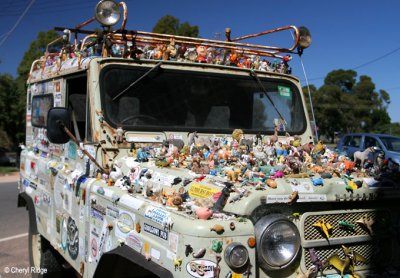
1,0,400,123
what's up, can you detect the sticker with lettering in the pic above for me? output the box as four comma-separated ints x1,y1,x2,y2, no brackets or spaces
126,231,143,253
168,232,179,253
144,207,171,227
277,86,292,100
266,194,327,203
106,206,119,219
90,226,100,262
186,260,217,278
188,183,220,199
143,223,168,240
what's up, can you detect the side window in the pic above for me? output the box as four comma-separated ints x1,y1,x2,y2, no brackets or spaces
364,136,380,148
66,76,88,141
31,94,54,127
349,135,361,147
343,136,352,146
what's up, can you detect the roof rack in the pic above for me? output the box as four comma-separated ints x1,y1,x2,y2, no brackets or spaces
34,1,311,76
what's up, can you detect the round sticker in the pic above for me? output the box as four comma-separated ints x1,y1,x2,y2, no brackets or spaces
67,217,79,260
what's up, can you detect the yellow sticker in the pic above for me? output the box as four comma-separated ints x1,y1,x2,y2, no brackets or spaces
188,183,220,198
232,273,242,278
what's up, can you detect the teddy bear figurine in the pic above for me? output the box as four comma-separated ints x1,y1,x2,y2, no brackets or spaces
196,45,207,63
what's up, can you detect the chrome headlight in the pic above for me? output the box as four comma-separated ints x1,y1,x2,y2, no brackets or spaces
255,214,300,270
95,0,121,27
224,243,249,272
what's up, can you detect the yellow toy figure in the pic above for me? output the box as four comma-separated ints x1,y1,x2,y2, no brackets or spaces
312,217,333,239
325,245,366,277
232,129,244,143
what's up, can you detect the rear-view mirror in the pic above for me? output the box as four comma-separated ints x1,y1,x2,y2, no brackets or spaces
46,107,71,144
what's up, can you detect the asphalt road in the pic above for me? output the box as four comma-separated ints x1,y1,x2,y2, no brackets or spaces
0,179,30,278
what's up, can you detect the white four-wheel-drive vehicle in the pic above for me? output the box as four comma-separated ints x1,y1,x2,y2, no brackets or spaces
18,1,400,277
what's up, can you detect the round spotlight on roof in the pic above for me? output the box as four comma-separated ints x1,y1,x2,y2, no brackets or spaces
95,0,121,27
298,26,312,49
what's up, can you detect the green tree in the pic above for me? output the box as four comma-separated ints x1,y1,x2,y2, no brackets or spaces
0,74,17,149
304,69,391,142
152,15,199,37
12,30,60,146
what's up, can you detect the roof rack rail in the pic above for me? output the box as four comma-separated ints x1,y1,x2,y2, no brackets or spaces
34,0,311,77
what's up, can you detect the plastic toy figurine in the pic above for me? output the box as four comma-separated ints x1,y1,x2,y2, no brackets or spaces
196,45,207,63
324,245,366,277
185,244,193,257
287,191,299,204
166,38,177,60
311,177,324,186
345,180,358,193
338,220,355,232
192,248,206,258
232,129,244,143
115,127,124,143
195,206,213,220
281,54,292,74
308,248,324,271
356,215,374,234
213,182,235,212
296,265,317,278
311,140,326,161
372,150,385,178
210,225,225,235
354,147,375,168
312,217,333,239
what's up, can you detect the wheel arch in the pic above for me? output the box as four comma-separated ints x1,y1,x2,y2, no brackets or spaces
93,245,173,278
18,192,38,234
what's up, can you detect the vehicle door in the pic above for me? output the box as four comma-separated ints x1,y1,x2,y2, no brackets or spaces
364,135,384,162
340,135,362,157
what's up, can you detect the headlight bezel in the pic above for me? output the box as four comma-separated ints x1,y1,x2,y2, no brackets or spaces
95,0,121,27
224,242,249,272
255,213,301,271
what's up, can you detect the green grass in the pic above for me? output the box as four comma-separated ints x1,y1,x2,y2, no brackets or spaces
0,166,18,175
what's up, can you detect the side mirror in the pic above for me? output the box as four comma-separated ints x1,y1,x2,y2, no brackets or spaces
47,107,71,144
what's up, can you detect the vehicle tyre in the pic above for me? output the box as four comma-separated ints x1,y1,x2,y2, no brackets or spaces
28,228,65,277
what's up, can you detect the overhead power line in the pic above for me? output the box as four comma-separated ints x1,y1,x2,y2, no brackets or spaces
300,45,400,84
0,0,36,48
351,46,400,70
0,0,97,16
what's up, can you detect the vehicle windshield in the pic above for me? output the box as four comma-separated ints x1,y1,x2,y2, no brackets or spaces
100,65,307,134
380,136,400,152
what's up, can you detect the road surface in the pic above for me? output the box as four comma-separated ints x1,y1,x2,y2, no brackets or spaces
0,175,30,278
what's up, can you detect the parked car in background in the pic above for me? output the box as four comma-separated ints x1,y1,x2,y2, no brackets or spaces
0,147,17,166
336,133,400,165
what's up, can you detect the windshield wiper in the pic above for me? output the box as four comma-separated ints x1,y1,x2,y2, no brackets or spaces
250,70,287,125
112,61,163,101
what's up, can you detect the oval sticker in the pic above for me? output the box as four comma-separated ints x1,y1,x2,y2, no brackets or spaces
186,259,217,278
117,212,134,233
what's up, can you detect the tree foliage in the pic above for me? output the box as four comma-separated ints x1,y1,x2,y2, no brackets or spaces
152,15,199,37
0,74,17,149
303,69,392,142
2,30,60,149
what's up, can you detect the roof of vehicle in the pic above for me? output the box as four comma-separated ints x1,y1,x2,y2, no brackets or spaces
340,133,400,139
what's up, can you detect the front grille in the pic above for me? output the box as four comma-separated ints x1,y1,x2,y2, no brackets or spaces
303,241,393,271
300,209,396,273
303,210,390,241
